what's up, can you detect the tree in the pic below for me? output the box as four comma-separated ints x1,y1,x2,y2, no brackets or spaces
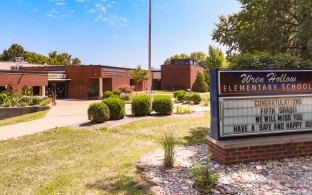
23,51,50,64
164,53,189,65
130,65,148,88
190,51,207,67
206,46,227,69
72,58,81,65
212,0,312,60
192,72,208,92
2,44,25,61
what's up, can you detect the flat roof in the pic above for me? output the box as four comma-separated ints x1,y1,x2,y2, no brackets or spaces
0,69,48,75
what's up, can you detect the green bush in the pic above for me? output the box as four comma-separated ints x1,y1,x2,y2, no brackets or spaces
152,95,173,115
183,93,192,103
102,97,125,120
192,72,208,92
176,93,185,102
173,90,186,98
0,93,7,105
4,85,14,96
39,98,51,106
131,94,151,116
31,97,41,105
88,102,110,123
19,96,31,105
192,154,219,193
120,93,131,101
102,91,114,99
113,90,121,96
191,93,202,104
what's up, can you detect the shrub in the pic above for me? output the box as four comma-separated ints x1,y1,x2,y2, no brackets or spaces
113,90,121,96
131,94,151,116
173,90,186,98
192,72,208,92
118,84,132,93
152,95,173,115
160,130,176,168
191,93,202,104
39,98,51,106
192,154,219,194
176,92,185,102
183,93,192,103
19,96,31,105
31,96,42,105
4,85,14,96
88,102,110,123
120,93,131,101
0,93,7,105
21,85,32,96
102,91,114,99
102,97,125,120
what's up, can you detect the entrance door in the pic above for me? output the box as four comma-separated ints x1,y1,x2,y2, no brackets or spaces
47,82,66,99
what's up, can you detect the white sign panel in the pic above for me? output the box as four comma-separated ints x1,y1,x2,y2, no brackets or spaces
219,95,312,137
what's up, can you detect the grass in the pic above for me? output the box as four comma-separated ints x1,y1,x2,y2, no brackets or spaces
0,110,49,127
0,112,210,194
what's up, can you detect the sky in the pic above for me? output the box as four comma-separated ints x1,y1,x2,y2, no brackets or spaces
0,0,241,69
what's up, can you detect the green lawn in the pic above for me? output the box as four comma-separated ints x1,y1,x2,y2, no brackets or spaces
0,110,49,127
0,112,209,194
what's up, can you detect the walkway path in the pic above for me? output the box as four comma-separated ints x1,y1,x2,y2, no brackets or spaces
0,100,210,141
0,100,96,140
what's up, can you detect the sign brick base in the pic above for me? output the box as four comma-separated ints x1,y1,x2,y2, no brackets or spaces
208,134,312,165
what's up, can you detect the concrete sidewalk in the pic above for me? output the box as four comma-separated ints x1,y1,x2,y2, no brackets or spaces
0,100,96,140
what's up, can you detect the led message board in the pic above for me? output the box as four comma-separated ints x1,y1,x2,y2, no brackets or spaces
210,69,312,140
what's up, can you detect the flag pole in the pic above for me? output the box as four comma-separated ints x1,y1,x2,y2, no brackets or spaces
148,0,152,96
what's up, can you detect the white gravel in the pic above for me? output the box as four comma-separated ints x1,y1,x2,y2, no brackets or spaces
136,144,312,195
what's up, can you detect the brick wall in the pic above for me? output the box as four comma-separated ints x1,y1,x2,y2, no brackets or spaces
0,72,48,92
208,139,312,165
161,64,204,91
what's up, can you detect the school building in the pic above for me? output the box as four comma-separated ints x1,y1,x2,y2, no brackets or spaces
0,59,205,99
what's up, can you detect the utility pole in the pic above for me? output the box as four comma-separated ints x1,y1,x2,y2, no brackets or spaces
148,0,152,96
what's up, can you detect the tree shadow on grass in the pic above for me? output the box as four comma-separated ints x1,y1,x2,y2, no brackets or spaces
183,127,209,145
85,174,152,195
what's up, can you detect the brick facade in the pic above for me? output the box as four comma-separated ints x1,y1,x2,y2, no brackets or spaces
161,59,205,91
0,70,48,92
208,135,312,165
21,65,147,99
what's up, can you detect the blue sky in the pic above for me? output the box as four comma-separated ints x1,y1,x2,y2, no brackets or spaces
0,0,241,69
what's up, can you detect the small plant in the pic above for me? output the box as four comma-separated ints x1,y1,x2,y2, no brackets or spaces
173,90,186,98
102,91,114,99
4,85,14,96
21,85,32,96
152,95,173,115
102,97,125,120
131,94,151,116
118,84,132,93
19,96,31,105
0,93,7,105
201,98,209,106
160,130,176,168
191,93,202,104
175,106,193,114
120,93,131,101
39,98,51,106
183,93,192,103
192,154,219,194
113,90,121,96
88,102,110,123
176,92,185,102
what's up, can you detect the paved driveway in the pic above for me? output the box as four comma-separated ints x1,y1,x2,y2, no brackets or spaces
0,100,96,140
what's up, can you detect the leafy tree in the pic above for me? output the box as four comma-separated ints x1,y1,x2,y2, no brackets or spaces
164,53,189,65
129,65,148,87
23,52,50,64
206,46,227,69
72,58,81,65
213,0,312,60
192,72,208,92
2,44,25,61
228,51,312,69
190,51,207,67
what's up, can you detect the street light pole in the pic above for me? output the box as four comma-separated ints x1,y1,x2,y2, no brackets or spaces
148,0,152,96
